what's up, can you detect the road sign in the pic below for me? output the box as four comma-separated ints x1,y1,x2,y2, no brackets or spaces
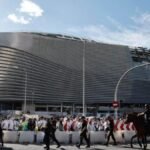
112,101,119,108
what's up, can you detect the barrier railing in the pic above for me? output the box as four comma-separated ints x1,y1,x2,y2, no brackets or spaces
2,130,138,144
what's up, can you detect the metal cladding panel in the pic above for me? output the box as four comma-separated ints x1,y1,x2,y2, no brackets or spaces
85,42,133,103
0,32,83,70
0,32,149,105
0,47,82,103
0,33,83,103
130,80,150,103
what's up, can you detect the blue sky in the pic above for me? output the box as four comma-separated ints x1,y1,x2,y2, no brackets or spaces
1,0,150,47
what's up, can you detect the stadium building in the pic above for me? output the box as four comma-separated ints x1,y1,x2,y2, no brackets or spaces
0,32,149,114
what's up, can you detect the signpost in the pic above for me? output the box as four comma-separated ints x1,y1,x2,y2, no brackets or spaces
112,101,119,119
112,101,120,108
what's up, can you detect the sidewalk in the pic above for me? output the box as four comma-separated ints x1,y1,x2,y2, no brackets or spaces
1,143,150,150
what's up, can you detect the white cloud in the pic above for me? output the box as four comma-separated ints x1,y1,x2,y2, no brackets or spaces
132,12,150,25
8,0,43,24
8,13,31,24
19,0,43,17
67,13,150,48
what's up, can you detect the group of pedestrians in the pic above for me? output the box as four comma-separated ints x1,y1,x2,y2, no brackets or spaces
44,116,92,149
76,115,117,149
0,115,117,149
0,115,119,133
0,104,150,149
0,116,46,131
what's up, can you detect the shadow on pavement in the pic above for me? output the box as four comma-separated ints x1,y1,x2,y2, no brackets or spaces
60,148,66,150
76,148,105,150
0,147,13,150
120,145,148,150
90,148,105,150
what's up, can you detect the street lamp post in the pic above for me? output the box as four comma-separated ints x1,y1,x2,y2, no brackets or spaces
24,71,27,113
114,62,150,119
32,89,34,107
82,39,86,116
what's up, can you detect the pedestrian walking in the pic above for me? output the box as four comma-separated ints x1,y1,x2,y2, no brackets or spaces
105,116,117,146
49,118,61,148
144,104,150,133
0,122,4,147
76,116,90,149
43,120,51,150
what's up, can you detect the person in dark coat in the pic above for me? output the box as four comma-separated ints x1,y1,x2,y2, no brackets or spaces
105,116,117,146
0,122,4,147
49,118,61,148
43,120,51,150
43,118,61,150
76,116,90,148
144,104,150,134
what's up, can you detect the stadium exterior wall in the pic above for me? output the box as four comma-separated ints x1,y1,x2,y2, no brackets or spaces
0,32,149,112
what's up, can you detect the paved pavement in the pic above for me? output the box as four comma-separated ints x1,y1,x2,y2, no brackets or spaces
1,143,150,150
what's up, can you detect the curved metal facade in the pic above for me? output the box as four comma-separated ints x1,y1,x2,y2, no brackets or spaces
0,32,149,110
